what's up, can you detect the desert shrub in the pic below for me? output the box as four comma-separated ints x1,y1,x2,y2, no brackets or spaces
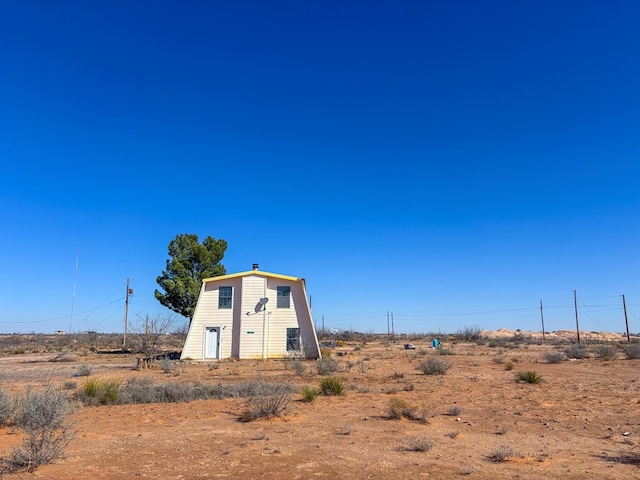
492,356,504,364
565,344,588,359
403,382,415,391
320,347,333,358
319,376,345,396
458,325,484,341
504,362,514,371
515,371,543,384
315,357,340,375
391,372,404,379
437,348,455,356
5,387,76,473
101,380,122,404
161,356,173,373
623,344,640,359
62,381,77,390
446,406,463,416
388,397,417,420
404,436,434,452
359,360,368,373
543,352,566,364
239,382,292,422
291,359,307,376
487,445,515,463
300,386,319,402
416,358,452,375
77,364,92,377
0,387,12,426
594,344,615,360
488,338,507,348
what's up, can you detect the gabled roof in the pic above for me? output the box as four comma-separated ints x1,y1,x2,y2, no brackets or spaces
202,269,304,284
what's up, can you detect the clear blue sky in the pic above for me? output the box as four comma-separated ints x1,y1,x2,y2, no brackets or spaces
1,1,638,335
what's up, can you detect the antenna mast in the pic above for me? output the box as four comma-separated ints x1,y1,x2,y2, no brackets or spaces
574,289,581,345
69,247,79,334
123,278,131,347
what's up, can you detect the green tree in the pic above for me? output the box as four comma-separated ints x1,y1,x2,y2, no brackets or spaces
155,234,227,320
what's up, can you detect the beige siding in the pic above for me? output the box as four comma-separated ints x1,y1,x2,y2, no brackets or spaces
180,278,241,360
239,275,267,359
181,270,321,360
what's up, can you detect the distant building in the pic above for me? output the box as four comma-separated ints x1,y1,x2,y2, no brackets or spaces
54,330,66,335
180,265,321,360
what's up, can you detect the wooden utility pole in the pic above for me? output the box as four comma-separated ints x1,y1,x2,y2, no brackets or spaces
623,294,630,342
539,299,546,342
574,289,581,345
123,278,131,347
387,310,390,335
391,311,394,336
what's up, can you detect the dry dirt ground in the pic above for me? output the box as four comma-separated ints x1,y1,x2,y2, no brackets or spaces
1,336,640,480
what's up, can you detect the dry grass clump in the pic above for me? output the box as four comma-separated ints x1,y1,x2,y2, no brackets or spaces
239,381,292,422
487,445,515,462
543,351,566,364
416,358,452,375
593,344,615,360
404,436,434,452
319,376,345,396
623,343,640,359
515,371,543,384
565,344,588,359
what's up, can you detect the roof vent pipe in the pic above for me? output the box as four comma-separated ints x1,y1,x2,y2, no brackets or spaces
252,263,259,270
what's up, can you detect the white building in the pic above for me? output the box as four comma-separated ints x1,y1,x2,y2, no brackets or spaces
181,265,321,360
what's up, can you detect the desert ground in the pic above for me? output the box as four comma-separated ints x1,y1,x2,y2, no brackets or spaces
1,330,640,479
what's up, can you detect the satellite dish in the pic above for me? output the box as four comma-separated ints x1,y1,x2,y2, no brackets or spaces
329,328,338,335
254,298,270,313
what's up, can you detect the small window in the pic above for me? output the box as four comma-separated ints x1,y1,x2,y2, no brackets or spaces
287,328,300,351
277,286,291,308
218,286,232,309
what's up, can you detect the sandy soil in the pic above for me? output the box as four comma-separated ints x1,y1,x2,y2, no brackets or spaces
1,335,639,479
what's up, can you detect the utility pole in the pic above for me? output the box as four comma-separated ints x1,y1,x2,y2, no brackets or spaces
387,310,390,335
539,299,546,342
123,278,132,347
623,294,630,342
322,314,325,336
391,311,394,336
574,289,581,345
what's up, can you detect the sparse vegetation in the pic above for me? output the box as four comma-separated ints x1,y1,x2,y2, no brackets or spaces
77,363,93,377
446,405,463,416
543,351,566,364
2,387,76,473
515,371,543,384
487,445,515,462
565,344,588,359
623,343,640,359
416,358,452,375
388,397,424,421
240,381,292,422
404,436,434,452
319,376,345,396
300,386,320,402
458,325,484,342
594,344,615,360
0,387,12,426
315,357,340,375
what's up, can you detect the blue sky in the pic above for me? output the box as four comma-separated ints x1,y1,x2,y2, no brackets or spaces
1,1,638,335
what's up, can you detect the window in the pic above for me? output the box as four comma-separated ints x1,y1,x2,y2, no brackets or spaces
218,286,232,309
287,328,300,351
277,286,290,308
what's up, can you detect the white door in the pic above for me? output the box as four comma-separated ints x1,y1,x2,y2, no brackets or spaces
205,327,220,358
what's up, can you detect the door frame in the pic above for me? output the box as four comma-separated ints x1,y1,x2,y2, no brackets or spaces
203,326,221,359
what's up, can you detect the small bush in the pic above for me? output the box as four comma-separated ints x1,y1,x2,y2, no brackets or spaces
623,344,640,359
319,376,345,396
458,325,484,341
300,386,319,402
240,381,292,422
487,445,515,463
437,348,455,356
320,347,333,358
416,358,452,375
5,387,76,472
82,378,101,398
390,372,404,380
594,344,615,360
404,436,434,452
503,362,514,371
291,359,307,376
565,344,588,359
0,387,12,426
515,371,543,384
315,357,340,375
446,406,463,416
388,397,422,421
492,356,504,364
77,364,92,377
543,352,566,364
